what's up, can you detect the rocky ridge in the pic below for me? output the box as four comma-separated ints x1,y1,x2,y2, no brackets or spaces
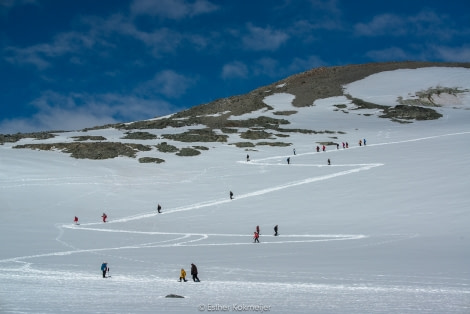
2,61,469,161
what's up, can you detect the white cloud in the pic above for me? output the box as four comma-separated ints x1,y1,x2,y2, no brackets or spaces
4,46,51,69
242,24,289,51
130,0,218,19
432,45,470,62
81,13,184,56
354,14,406,37
0,0,37,7
0,91,175,133
252,58,279,77
364,44,470,63
353,9,464,41
221,61,248,79
308,0,341,15
135,70,196,98
4,29,102,69
3,1,220,70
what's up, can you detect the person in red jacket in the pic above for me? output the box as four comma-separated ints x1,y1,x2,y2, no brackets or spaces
73,216,79,224
102,213,107,223
253,231,260,243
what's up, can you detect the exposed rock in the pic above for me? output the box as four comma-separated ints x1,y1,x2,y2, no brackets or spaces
256,142,291,147
72,136,107,141
156,142,179,153
13,142,151,159
193,145,209,151
176,147,201,156
240,130,273,140
380,105,443,120
165,294,184,298
139,157,165,164
232,142,256,148
122,132,158,140
163,128,228,143
0,132,56,145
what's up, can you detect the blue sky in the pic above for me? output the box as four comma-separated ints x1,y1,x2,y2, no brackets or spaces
1,0,469,133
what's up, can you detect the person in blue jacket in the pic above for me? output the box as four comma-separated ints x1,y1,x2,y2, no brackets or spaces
101,262,108,278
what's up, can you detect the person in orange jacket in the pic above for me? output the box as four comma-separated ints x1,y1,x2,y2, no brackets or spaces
179,268,188,282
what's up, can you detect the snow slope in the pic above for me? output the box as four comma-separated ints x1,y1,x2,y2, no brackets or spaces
1,68,470,313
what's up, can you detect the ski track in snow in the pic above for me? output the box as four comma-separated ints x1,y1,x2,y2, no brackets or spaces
1,131,469,264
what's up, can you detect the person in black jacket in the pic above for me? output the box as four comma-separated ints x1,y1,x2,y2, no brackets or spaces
191,263,200,282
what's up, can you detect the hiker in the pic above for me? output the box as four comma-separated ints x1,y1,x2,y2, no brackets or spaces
342,142,345,149
274,225,278,236
336,143,339,149
101,262,108,278
101,213,107,223
287,157,290,164
230,191,233,200
246,154,250,162
346,142,349,148
322,145,326,152
364,138,367,146
316,146,320,152
293,148,296,155
328,158,331,165
157,204,162,213
179,268,188,282
256,225,260,235
191,263,200,282
253,231,260,243
359,139,362,146
73,216,79,224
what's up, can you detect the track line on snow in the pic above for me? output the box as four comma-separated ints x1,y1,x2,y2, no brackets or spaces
0,231,368,263
80,163,382,222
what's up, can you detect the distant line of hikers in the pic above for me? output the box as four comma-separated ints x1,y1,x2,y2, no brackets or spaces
88,138,371,281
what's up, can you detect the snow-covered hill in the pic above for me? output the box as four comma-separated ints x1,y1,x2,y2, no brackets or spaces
1,66,470,313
